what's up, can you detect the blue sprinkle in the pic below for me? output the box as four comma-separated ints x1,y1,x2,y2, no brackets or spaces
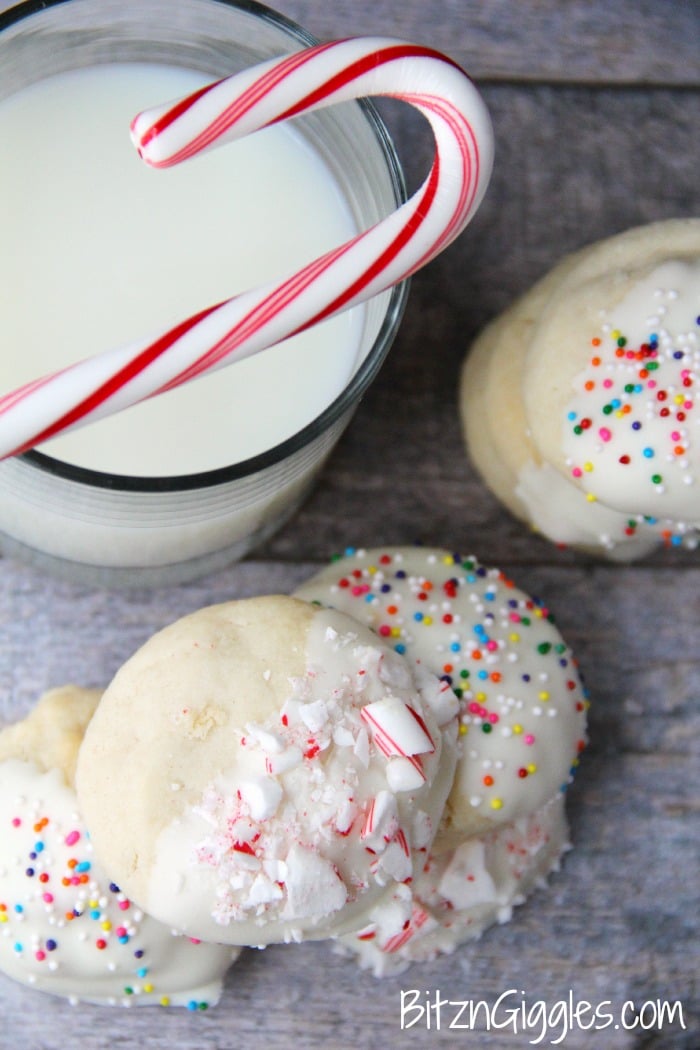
394,643,406,655
643,447,654,458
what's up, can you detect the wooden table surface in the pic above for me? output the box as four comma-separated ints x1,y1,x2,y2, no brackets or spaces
1,2,699,1048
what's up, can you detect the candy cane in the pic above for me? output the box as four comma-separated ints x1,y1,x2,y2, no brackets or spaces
0,37,493,460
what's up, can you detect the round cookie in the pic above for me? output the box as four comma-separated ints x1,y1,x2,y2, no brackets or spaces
461,218,700,559
0,686,237,1008
76,596,458,947
337,794,569,976
295,547,588,846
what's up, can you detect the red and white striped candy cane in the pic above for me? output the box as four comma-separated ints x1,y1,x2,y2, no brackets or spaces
0,37,492,460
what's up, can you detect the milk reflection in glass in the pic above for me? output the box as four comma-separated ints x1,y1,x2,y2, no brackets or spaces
0,64,363,475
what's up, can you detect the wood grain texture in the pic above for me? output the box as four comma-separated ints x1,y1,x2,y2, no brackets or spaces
1,1,699,1048
282,0,700,86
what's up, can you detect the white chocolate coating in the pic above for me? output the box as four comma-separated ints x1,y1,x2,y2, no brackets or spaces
295,547,588,844
461,219,700,558
77,597,458,946
336,795,569,976
0,689,237,1008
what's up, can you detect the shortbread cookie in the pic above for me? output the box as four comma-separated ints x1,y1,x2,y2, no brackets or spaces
0,687,237,1007
295,547,588,846
76,597,458,946
460,218,700,558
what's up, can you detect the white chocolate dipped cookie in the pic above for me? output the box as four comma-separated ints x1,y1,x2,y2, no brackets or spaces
294,547,588,846
460,219,700,559
0,686,238,1008
337,794,569,976
76,597,458,947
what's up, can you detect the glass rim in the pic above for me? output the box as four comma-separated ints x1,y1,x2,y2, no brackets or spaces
2,0,409,493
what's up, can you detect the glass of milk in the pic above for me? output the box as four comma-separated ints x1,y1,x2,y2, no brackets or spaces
0,0,408,586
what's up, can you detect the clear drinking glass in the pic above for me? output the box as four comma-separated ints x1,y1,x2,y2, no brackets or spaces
0,0,408,586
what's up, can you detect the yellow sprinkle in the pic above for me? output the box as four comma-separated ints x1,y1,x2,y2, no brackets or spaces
0,914,7,923
611,329,621,340
527,763,537,774
423,616,433,626
586,493,597,503
88,900,98,909
509,632,520,643
476,692,486,702
143,983,154,994
534,608,543,618
101,920,112,931
442,554,455,565
513,724,523,735
583,461,594,472
490,798,503,810
160,997,171,1007
675,394,684,404
368,564,377,575
459,724,468,736
539,691,550,701
390,627,401,638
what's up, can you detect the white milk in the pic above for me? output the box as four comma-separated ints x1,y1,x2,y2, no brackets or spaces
0,63,364,476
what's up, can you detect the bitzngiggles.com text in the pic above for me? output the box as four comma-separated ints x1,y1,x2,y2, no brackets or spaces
399,989,686,1044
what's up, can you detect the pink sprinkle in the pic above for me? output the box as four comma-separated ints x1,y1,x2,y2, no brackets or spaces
603,379,613,389
509,612,521,623
572,467,583,478
468,702,480,714
524,734,535,745
189,937,202,945
11,817,21,827
42,893,54,904
486,640,498,652
488,712,499,724
684,400,693,409
599,427,612,442
118,899,130,911
35,950,46,962
647,380,657,389
64,830,80,847
671,431,681,441
378,624,391,637
115,926,127,938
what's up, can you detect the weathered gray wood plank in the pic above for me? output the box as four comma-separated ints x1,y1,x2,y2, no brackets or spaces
282,0,700,86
